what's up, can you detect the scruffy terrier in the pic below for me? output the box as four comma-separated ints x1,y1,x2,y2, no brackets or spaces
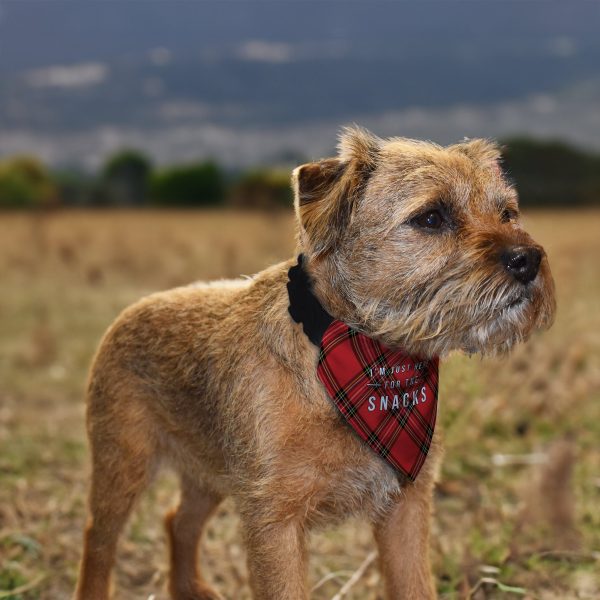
75,127,555,600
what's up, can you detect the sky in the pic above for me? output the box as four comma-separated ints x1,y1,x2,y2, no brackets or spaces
0,1,599,169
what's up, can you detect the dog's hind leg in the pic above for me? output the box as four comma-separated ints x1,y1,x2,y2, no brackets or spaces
165,475,224,600
74,383,158,600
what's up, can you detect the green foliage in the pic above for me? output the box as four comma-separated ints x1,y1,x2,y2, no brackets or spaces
229,168,293,209
103,150,151,180
501,138,600,207
100,149,152,206
150,162,225,207
52,170,97,207
3,137,600,209
0,157,58,208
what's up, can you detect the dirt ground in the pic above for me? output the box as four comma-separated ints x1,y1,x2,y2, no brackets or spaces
0,209,598,599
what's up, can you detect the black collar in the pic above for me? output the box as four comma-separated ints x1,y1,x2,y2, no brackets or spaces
287,254,334,347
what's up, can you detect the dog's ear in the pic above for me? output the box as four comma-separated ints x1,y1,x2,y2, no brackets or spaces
452,138,503,172
292,126,380,256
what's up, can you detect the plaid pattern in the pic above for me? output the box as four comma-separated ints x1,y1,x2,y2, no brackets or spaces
317,320,439,481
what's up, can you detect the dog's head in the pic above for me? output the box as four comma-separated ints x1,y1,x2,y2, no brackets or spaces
292,126,556,357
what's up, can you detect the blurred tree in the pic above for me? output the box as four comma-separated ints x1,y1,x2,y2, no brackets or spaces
53,170,97,207
0,156,58,208
229,168,293,209
501,138,600,207
101,149,152,206
150,161,225,206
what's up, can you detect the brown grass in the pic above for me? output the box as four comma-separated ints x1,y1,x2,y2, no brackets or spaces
0,209,598,599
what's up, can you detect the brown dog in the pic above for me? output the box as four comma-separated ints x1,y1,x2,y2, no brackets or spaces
74,127,555,600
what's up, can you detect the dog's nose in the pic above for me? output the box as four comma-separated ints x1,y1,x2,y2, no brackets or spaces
501,246,542,284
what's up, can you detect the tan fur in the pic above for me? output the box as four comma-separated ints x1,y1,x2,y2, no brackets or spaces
74,126,555,600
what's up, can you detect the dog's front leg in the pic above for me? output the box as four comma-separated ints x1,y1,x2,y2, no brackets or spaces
373,478,436,600
243,516,308,600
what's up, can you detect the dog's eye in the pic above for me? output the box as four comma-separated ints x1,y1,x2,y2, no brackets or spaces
501,208,518,223
413,210,444,230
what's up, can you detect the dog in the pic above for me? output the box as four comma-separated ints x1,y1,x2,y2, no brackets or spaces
74,126,555,600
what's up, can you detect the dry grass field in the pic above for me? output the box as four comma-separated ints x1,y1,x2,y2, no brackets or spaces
0,209,598,600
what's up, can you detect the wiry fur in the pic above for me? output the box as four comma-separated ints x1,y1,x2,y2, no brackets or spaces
303,128,555,357
75,126,555,600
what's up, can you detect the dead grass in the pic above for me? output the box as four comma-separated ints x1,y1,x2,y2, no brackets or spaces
0,208,598,599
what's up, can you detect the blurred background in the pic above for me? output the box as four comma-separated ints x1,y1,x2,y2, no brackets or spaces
0,2,598,599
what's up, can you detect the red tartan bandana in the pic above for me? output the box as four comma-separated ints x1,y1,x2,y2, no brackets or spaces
288,255,439,481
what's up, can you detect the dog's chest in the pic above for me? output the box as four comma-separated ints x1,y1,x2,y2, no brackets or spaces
281,372,408,523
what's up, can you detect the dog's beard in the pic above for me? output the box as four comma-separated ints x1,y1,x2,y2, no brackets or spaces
460,293,536,356
356,269,555,358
